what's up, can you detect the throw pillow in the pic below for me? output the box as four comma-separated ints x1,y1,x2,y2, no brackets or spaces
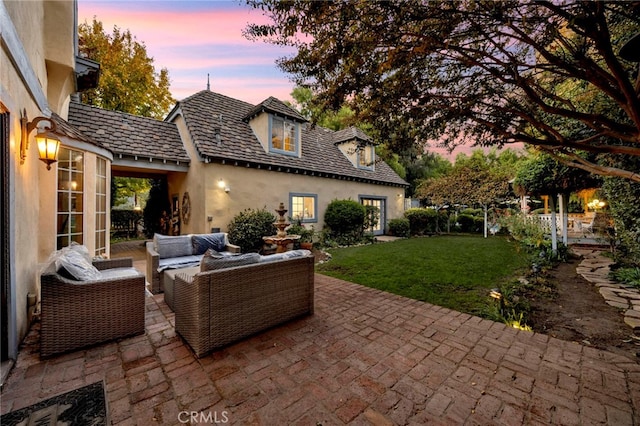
154,234,193,259
192,233,227,255
259,249,311,263
55,249,101,281
200,251,260,272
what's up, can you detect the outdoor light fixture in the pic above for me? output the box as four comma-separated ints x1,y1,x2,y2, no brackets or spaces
218,178,230,193
20,109,61,170
587,199,606,210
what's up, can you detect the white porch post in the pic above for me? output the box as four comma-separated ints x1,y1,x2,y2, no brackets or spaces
559,194,568,245
549,195,558,254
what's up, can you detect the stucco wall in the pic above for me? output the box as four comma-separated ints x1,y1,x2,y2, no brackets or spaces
2,0,112,358
168,159,404,235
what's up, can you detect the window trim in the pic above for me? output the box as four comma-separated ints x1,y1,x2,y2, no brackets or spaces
95,156,107,256
269,115,300,157
357,144,375,171
56,146,84,249
289,193,318,224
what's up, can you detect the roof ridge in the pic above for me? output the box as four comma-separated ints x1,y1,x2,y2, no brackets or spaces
70,101,170,124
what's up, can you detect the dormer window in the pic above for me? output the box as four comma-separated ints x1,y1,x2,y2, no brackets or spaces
357,145,375,170
270,116,299,156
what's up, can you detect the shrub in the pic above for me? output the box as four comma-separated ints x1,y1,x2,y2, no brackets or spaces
286,222,314,244
500,214,547,249
474,217,485,233
388,218,410,238
404,208,437,235
610,267,640,289
323,199,366,245
227,207,276,252
456,214,476,233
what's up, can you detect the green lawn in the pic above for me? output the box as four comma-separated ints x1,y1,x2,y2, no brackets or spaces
317,235,529,316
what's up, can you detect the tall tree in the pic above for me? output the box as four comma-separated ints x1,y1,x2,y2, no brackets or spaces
78,19,174,119
245,1,640,181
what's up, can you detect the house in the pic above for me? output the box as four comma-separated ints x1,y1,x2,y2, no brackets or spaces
1,0,106,369
70,90,408,237
1,0,406,374
164,90,408,235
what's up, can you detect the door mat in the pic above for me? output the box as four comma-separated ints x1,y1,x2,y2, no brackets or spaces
0,381,107,425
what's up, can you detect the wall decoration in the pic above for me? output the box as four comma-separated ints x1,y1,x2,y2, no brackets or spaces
182,192,191,225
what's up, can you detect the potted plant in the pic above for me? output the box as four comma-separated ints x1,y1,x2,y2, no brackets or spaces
299,227,314,250
287,221,314,250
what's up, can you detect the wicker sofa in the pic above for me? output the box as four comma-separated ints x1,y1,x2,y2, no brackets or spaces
174,252,315,357
146,232,240,293
40,257,145,357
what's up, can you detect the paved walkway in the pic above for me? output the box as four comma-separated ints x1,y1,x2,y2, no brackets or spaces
2,271,639,424
574,248,640,331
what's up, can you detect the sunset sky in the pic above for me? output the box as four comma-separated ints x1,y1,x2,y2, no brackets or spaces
77,1,502,158
77,0,297,105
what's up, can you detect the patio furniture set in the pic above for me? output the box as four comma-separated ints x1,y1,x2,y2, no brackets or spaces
39,233,315,358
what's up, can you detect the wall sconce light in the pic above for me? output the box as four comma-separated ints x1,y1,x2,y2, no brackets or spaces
20,109,61,170
218,179,230,193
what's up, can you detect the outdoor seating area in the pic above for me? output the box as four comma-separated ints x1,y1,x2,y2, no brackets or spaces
2,269,639,424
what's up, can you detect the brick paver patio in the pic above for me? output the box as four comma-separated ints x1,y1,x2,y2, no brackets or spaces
2,273,639,424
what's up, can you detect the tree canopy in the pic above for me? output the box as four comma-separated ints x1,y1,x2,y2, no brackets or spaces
513,152,601,197
245,1,640,181
416,149,520,207
78,19,174,119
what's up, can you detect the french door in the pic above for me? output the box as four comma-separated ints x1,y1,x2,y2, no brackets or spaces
361,197,385,236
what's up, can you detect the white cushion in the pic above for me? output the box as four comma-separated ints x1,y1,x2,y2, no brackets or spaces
98,267,141,280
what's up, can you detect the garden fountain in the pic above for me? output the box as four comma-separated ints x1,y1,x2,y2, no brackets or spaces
262,202,300,253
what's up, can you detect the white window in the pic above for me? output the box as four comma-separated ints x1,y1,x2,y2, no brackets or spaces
57,148,84,249
270,116,298,155
95,157,107,256
290,194,317,223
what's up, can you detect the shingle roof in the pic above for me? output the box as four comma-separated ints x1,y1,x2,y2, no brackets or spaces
176,90,407,187
68,102,190,163
332,127,374,145
50,113,108,151
243,96,308,123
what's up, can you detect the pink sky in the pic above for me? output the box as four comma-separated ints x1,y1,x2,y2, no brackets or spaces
77,1,515,160
78,1,297,104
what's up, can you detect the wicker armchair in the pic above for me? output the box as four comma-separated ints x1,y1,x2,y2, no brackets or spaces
174,254,314,357
40,257,146,357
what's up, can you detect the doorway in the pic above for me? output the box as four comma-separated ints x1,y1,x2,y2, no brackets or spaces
360,196,386,236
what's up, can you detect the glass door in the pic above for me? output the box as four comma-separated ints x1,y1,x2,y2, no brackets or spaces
361,197,385,235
